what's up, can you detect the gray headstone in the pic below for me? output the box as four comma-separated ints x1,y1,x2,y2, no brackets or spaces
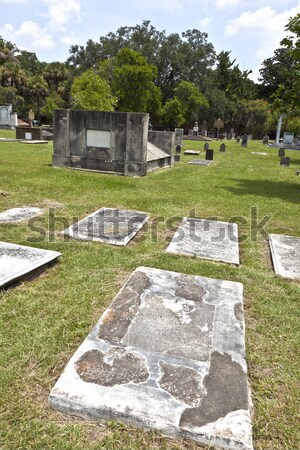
283,132,294,145
262,134,269,145
241,134,248,148
220,143,226,152
62,207,148,246
49,266,253,449
167,217,239,265
278,148,285,157
204,142,209,150
280,157,290,166
205,149,214,160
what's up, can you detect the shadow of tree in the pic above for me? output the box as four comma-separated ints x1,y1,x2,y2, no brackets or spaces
224,179,300,204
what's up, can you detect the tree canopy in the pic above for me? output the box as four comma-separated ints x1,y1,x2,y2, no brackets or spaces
0,14,299,135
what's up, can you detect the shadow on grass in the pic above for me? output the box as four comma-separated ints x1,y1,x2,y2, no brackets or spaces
224,179,300,203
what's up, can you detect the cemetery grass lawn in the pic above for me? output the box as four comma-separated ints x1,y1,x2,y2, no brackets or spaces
0,131,299,450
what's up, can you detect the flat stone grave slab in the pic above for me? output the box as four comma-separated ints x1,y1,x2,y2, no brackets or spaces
0,207,43,223
62,207,148,246
269,233,300,280
49,266,253,450
184,150,200,155
188,160,212,166
166,218,239,265
251,152,268,156
0,241,61,288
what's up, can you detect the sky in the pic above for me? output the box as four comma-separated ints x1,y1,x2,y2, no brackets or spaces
0,0,299,82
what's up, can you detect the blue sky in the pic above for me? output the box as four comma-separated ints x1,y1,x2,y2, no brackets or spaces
0,0,299,81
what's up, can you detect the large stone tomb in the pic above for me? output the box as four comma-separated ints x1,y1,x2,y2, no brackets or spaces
52,110,174,176
62,207,148,246
269,234,300,280
0,241,61,287
167,218,239,265
0,207,43,223
49,266,253,450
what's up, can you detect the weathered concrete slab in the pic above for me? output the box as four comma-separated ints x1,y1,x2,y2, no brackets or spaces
49,266,252,450
269,234,300,280
184,150,200,155
167,218,239,265
62,207,148,246
188,160,212,166
0,241,61,287
0,207,43,223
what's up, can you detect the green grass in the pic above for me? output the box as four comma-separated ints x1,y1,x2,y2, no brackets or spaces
0,130,299,450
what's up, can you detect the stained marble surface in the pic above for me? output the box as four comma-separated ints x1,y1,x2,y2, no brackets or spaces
0,241,61,287
166,218,240,265
62,207,148,246
49,266,252,450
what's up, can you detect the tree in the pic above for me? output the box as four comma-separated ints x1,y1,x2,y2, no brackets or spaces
27,75,49,123
174,80,208,126
161,97,185,128
231,99,271,137
99,48,162,115
273,13,300,112
71,68,116,111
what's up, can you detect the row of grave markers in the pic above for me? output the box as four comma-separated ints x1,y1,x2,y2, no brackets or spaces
1,204,299,450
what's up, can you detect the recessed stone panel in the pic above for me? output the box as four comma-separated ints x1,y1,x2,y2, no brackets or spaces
49,266,252,450
0,241,61,287
166,218,239,265
269,233,300,280
62,207,148,246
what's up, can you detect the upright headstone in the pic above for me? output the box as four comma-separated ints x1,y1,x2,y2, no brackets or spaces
205,149,214,160
236,135,240,143
204,142,209,151
241,134,248,148
220,143,226,152
226,132,232,140
174,128,183,162
0,104,17,129
262,134,269,145
283,132,294,145
280,157,290,166
193,121,199,135
248,134,252,141
278,148,285,157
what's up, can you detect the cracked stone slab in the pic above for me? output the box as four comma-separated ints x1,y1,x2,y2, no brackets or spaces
188,159,212,166
49,266,252,450
0,241,61,287
269,234,300,280
62,207,148,246
0,207,43,223
166,218,239,265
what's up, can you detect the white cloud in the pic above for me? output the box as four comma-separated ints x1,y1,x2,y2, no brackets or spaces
225,4,300,61
0,20,55,50
0,0,28,3
43,0,81,30
60,32,77,45
216,0,241,8
199,17,212,28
